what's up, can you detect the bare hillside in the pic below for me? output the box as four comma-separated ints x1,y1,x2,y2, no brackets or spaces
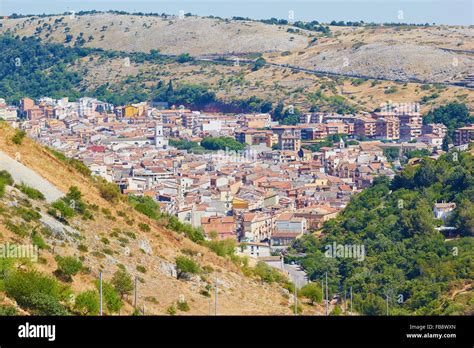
3,13,473,84
2,13,309,55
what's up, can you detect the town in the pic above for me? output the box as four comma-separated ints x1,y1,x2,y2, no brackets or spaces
1,96,472,259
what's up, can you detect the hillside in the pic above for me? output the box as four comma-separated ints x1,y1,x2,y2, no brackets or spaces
0,123,306,315
289,151,474,315
1,34,473,115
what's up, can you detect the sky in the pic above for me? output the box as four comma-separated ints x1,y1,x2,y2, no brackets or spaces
0,0,473,25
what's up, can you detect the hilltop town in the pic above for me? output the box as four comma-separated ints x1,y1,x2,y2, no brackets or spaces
2,96,472,260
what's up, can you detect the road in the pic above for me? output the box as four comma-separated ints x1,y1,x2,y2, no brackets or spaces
266,259,308,288
0,151,64,203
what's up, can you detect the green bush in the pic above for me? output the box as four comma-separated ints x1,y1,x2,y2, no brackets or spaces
12,129,26,145
16,183,45,200
175,256,200,279
31,230,48,250
299,283,322,305
51,200,75,219
166,304,177,315
177,300,190,312
4,270,69,315
254,262,287,284
138,223,151,232
0,304,18,316
136,265,147,273
0,170,14,197
95,178,121,202
55,255,83,281
95,280,123,314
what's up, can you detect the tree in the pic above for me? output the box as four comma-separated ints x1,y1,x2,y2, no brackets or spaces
442,135,450,152
454,200,474,237
55,256,83,281
299,283,322,305
75,290,100,315
111,269,134,299
252,57,266,71
95,280,123,314
175,256,200,280
357,294,386,315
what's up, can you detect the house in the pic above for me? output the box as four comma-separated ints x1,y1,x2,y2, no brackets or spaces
201,216,237,240
242,212,274,242
239,242,271,258
434,202,456,224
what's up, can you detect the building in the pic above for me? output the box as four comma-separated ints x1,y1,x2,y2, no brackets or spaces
434,202,456,224
399,113,423,141
454,125,474,146
0,99,17,121
242,212,274,242
375,117,400,140
201,216,237,240
354,117,377,138
240,242,271,258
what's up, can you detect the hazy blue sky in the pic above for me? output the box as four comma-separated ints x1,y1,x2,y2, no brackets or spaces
1,0,472,25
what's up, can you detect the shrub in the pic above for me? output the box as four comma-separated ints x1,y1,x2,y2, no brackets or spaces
55,255,83,281
177,300,190,312
138,223,150,232
175,256,200,279
299,283,322,305
95,280,123,314
0,304,18,316
16,183,45,200
52,200,75,219
254,262,287,284
12,129,26,145
111,269,134,299
166,304,177,315
128,195,160,220
136,265,147,273
95,178,121,202
205,238,236,257
4,270,68,315
0,170,14,197
75,290,100,315
31,231,48,250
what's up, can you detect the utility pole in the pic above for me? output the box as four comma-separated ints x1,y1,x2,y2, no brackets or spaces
99,271,103,316
350,287,353,315
386,293,389,316
134,276,138,309
214,274,218,316
208,296,211,316
325,272,328,316
294,281,298,315
344,289,347,315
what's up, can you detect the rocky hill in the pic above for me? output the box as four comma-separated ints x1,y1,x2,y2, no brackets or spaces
2,13,473,83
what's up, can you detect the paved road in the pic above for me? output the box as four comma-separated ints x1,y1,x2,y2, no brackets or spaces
0,151,64,203
266,259,308,288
